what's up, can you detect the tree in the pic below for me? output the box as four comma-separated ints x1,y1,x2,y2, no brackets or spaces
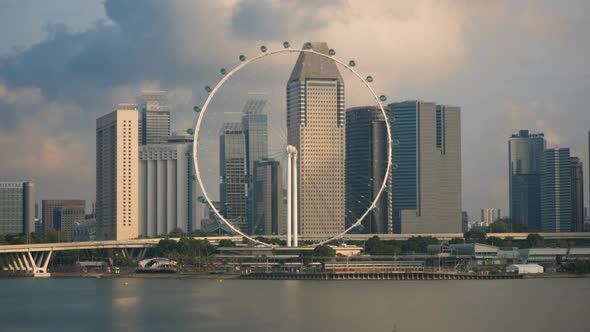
464,229,486,243
313,245,336,258
156,239,178,257
488,218,527,233
167,228,186,238
365,236,401,256
218,239,236,248
488,220,510,233
365,236,384,255
403,236,439,254
565,260,590,274
526,233,544,248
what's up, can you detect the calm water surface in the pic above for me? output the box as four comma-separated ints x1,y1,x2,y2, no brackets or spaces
1,277,589,332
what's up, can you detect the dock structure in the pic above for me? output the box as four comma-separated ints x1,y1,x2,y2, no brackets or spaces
240,272,523,280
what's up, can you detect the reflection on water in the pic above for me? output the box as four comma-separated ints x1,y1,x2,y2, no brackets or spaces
1,278,589,332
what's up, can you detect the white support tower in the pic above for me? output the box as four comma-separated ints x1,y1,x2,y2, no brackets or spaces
286,145,299,247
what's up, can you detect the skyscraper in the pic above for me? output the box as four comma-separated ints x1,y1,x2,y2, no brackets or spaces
0,182,35,235
241,99,269,234
96,105,139,240
541,148,571,232
250,159,283,235
287,42,345,236
138,132,197,237
42,200,85,234
570,156,584,232
219,122,248,232
139,91,170,145
389,101,462,233
509,130,545,231
345,106,392,234
242,99,269,176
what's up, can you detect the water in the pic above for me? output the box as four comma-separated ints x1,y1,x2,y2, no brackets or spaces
1,277,589,332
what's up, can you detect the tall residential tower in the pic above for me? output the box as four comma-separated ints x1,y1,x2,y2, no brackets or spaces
96,105,139,240
541,148,571,232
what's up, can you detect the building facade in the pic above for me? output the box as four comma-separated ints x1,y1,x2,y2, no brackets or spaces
250,159,283,235
389,101,462,233
242,99,269,176
481,208,502,226
0,182,35,235
219,122,248,232
462,211,469,233
140,91,170,145
509,130,545,230
138,134,197,237
287,42,345,236
41,200,85,234
570,157,584,232
345,106,392,234
541,148,571,232
241,99,269,233
96,106,139,240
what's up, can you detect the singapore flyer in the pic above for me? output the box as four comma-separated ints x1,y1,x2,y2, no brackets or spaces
191,41,392,247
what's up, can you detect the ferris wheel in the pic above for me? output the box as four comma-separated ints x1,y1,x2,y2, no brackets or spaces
191,42,392,247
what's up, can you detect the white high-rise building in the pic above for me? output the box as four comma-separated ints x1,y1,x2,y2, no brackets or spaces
287,42,345,236
481,208,502,226
96,105,139,240
139,132,198,237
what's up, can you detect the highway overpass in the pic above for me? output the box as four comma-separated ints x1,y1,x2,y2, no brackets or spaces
0,236,242,277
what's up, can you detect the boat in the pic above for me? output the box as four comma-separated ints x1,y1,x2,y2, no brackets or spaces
136,258,178,274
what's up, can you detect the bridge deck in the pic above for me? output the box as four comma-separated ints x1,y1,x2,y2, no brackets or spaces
0,236,243,253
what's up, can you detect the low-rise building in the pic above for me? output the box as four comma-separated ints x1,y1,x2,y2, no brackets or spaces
450,243,499,265
506,264,543,274
520,248,568,264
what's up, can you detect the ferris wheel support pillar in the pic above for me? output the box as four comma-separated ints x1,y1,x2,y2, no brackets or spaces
286,145,299,247
293,151,299,247
287,146,293,247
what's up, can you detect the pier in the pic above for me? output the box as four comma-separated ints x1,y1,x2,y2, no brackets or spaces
240,272,523,280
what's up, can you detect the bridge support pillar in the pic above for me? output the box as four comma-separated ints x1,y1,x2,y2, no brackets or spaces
0,251,52,278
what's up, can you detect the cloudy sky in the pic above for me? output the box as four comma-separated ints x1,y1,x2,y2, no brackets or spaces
0,0,589,219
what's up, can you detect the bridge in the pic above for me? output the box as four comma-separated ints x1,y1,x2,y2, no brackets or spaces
0,236,242,277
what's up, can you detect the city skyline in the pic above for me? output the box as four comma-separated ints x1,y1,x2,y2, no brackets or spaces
0,1,589,221
2,4,590,332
